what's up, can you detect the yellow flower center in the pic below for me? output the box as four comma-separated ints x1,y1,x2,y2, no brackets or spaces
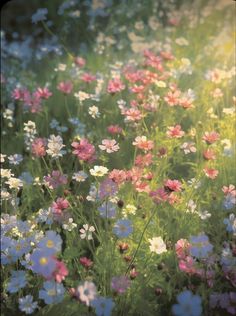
40,257,48,265
46,240,54,248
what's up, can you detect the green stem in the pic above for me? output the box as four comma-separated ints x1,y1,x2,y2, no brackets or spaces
125,208,156,275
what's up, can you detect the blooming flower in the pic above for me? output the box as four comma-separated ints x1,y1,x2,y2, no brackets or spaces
57,81,73,94
111,276,131,294
113,219,133,238
190,233,213,258
99,178,118,199
72,171,88,182
148,237,167,254
202,131,220,144
107,78,125,94
89,105,100,118
7,271,27,293
31,138,47,157
6,177,23,190
39,281,65,304
37,231,62,255
62,218,77,231
31,8,48,24
46,135,66,158
99,139,120,153
72,139,96,162
44,170,67,189
132,136,154,151
30,249,56,278
122,204,137,217
19,295,38,314
203,167,219,179
91,296,115,316
90,166,109,177
172,290,202,316
166,125,185,138
76,281,97,306
164,179,182,192
8,154,23,165
80,224,95,240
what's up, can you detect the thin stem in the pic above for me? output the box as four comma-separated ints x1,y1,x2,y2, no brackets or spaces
125,208,156,275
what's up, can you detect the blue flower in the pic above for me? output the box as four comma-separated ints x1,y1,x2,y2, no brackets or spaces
39,281,65,304
19,172,33,184
31,8,48,24
91,296,115,316
190,233,213,258
37,230,62,255
19,295,38,314
7,271,27,293
113,219,133,238
223,194,236,210
172,290,202,316
98,202,116,219
223,214,236,235
30,249,56,278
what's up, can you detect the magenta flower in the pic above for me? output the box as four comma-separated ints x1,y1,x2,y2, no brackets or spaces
107,78,125,94
44,170,68,189
111,276,131,294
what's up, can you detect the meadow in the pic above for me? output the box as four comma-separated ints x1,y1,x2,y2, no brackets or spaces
1,0,235,315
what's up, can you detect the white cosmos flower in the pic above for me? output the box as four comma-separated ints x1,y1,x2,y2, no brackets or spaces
148,237,167,254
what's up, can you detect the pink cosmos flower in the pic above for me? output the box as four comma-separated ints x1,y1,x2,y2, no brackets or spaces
72,139,96,162
202,131,220,144
35,87,52,99
134,181,150,193
130,85,145,93
166,125,185,138
203,149,216,160
31,138,47,157
24,93,43,113
107,125,123,135
57,81,73,94
125,108,143,121
164,90,181,106
203,167,219,179
74,56,86,67
52,259,68,283
81,73,96,83
179,256,197,274
175,239,191,259
178,96,194,109
52,198,69,215
111,276,131,294
109,169,127,185
164,179,182,192
149,188,169,204
135,153,153,167
99,139,120,153
132,136,154,151
11,87,30,101
107,78,125,94
44,170,68,189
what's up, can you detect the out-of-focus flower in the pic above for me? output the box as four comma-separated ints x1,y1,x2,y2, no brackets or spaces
8,154,23,165
190,233,213,258
7,271,27,293
44,170,67,189
172,290,202,316
111,276,131,294
72,171,88,182
132,136,154,151
31,138,47,157
31,8,48,24
224,214,236,235
91,296,115,316
203,167,219,179
107,78,125,94
180,142,196,154
72,139,96,162
202,131,220,144
57,81,73,94
99,178,118,199
46,135,66,158
88,105,100,118
167,125,185,138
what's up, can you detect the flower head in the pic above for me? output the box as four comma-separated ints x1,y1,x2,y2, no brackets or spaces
76,281,97,306
172,290,202,316
18,295,38,314
113,219,133,238
111,276,131,294
148,237,167,254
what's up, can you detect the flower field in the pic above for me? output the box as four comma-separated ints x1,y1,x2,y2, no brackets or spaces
1,0,235,315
